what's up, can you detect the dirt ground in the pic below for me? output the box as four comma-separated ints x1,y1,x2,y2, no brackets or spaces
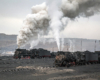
0,58,100,80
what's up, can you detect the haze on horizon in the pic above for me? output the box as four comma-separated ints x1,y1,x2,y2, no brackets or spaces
0,0,100,40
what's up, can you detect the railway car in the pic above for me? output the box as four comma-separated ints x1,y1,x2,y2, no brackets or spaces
34,48,51,58
54,51,99,67
95,51,100,63
13,48,51,59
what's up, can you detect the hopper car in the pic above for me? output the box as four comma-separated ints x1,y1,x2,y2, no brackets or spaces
13,48,51,59
55,51,100,67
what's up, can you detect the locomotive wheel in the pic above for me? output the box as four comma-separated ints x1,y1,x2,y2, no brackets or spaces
67,63,71,67
86,62,89,65
83,62,86,65
62,61,67,66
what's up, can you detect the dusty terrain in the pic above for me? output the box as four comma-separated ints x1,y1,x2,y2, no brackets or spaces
0,57,100,80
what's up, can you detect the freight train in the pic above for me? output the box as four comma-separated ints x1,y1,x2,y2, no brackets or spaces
14,48,100,67
13,48,52,59
55,51,100,67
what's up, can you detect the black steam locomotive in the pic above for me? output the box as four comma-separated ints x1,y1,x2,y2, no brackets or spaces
55,51,100,67
13,48,52,59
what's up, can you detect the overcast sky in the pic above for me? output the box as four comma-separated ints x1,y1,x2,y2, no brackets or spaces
0,0,100,40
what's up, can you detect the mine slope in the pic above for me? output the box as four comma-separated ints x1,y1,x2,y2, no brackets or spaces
0,33,100,53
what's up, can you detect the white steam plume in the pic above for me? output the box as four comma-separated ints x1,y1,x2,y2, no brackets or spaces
61,0,100,18
69,39,75,52
17,2,49,48
72,40,75,52
60,17,69,51
48,1,63,51
69,39,72,51
30,34,40,49
61,38,64,51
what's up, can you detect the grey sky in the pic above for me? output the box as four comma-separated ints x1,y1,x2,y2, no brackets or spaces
0,0,46,18
0,0,46,34
0,0,100,40
62,14,100,39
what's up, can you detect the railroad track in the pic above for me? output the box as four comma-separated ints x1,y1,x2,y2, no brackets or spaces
0,66,54,73
0,68,35,73
0,58,54,64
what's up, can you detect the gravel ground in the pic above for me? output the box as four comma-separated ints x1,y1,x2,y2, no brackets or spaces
0,57,100,80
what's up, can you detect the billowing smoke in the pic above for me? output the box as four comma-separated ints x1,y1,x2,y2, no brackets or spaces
30,35,40,49
17,0,100,50
61,0,100,18
17,2,49,48
61,0,100,51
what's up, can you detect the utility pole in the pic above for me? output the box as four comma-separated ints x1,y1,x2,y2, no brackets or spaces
60,38,61,51
72,39,73,52
94,40,96,52
99,40,100,51
0,49,1,56
81,39,82,52
52,47,54,52
66,43,68,52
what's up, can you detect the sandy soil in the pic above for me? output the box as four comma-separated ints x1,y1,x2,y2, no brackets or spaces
0,57,100,80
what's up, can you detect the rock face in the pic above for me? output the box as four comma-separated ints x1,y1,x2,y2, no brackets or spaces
0,33,17,41
0,33,17,53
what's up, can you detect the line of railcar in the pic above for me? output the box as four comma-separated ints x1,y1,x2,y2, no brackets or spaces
13,48,55,59
55,51,100,67
13,48,100,67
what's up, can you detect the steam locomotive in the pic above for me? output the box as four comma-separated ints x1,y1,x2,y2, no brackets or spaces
13,48,52,59
55,51,100,67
